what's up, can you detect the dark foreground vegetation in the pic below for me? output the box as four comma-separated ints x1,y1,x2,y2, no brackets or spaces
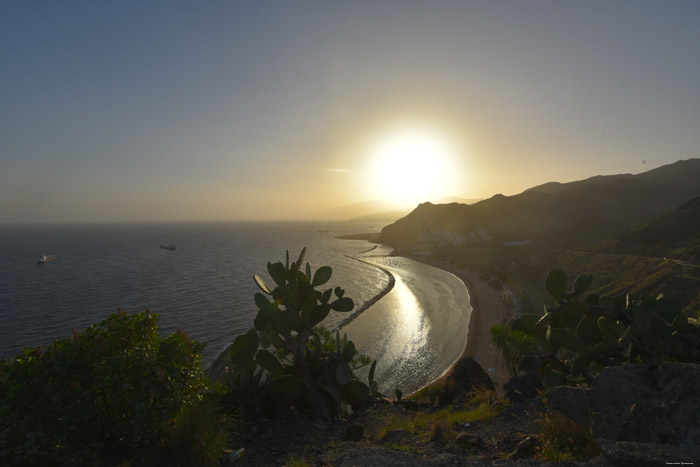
0,249,376,466
0,310,218,465
2,247,699,466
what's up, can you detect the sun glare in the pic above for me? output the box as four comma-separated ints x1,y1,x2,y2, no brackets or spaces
368,130,453,206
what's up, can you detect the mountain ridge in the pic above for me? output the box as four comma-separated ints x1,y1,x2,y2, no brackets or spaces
380,159,700,251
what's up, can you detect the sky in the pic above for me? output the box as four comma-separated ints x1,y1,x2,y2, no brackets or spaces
2,1,699,223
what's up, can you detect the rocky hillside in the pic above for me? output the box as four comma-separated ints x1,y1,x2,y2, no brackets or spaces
379,159,700,251
537,197,700,313
593,196,700,264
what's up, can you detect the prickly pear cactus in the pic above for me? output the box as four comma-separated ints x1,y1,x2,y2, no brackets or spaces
493,269,700,390
225,248,377,419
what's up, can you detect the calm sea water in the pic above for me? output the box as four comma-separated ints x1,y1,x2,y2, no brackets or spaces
0,221,389,365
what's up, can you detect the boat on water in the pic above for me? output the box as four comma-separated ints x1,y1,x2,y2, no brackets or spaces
37,254,57,264
159,244,176,251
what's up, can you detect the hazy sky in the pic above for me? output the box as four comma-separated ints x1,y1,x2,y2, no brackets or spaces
2,1,699,222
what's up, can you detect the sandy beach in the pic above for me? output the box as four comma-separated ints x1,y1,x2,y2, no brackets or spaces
341,254,472,395
403,253,514,386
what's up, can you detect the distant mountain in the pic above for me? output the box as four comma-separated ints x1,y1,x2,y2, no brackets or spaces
525,173,635,195
349,210,408,222
314,197,482,221
380,159,700,250
314,200,404,220
526,158,700,196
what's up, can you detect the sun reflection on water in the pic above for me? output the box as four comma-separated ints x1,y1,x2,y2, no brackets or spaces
344,274,435,393
342,255,470,395
385,277,429,361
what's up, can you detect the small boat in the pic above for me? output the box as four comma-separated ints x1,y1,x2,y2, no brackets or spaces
159,244,176,251
37,254,58,264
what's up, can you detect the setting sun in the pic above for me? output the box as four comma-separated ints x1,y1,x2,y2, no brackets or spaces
367,129,454,205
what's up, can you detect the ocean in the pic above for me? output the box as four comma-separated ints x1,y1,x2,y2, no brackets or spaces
0,221,390,366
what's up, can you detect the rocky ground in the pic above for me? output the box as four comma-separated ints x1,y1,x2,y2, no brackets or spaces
228,395,543,466
223,359,700,467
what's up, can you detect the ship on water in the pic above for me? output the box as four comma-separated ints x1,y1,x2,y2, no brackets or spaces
37,254,57,264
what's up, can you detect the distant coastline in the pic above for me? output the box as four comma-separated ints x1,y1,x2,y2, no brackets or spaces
334,232,381,242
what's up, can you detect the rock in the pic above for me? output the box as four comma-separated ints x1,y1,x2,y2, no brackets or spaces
455,431,485,450
596,438,700,466
382,429,410,444
333,447,477,466
395,399,427,410
439,357,495,404
507,436,540,460
347,422,364,441
504,373,543,402
547,362,700,457
334,447,563,466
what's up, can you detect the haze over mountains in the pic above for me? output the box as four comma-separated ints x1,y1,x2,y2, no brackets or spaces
314,197,482,222
380,159,700,251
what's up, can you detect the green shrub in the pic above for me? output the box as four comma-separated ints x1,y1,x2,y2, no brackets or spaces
161,399,234,467
490,324,540,377
410,380,443,405
0,311,208,465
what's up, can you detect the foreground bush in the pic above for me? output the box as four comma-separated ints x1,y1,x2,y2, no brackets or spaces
161,398,237,467
0,311,208,465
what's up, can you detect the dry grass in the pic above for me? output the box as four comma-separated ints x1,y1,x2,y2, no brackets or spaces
379,387,508,445
410,379,444,404
285,454,311,467
537,410,600,461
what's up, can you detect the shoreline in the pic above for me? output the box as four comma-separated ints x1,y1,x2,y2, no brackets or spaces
209,240,513,394
402,252,512,387
339,253,472,394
